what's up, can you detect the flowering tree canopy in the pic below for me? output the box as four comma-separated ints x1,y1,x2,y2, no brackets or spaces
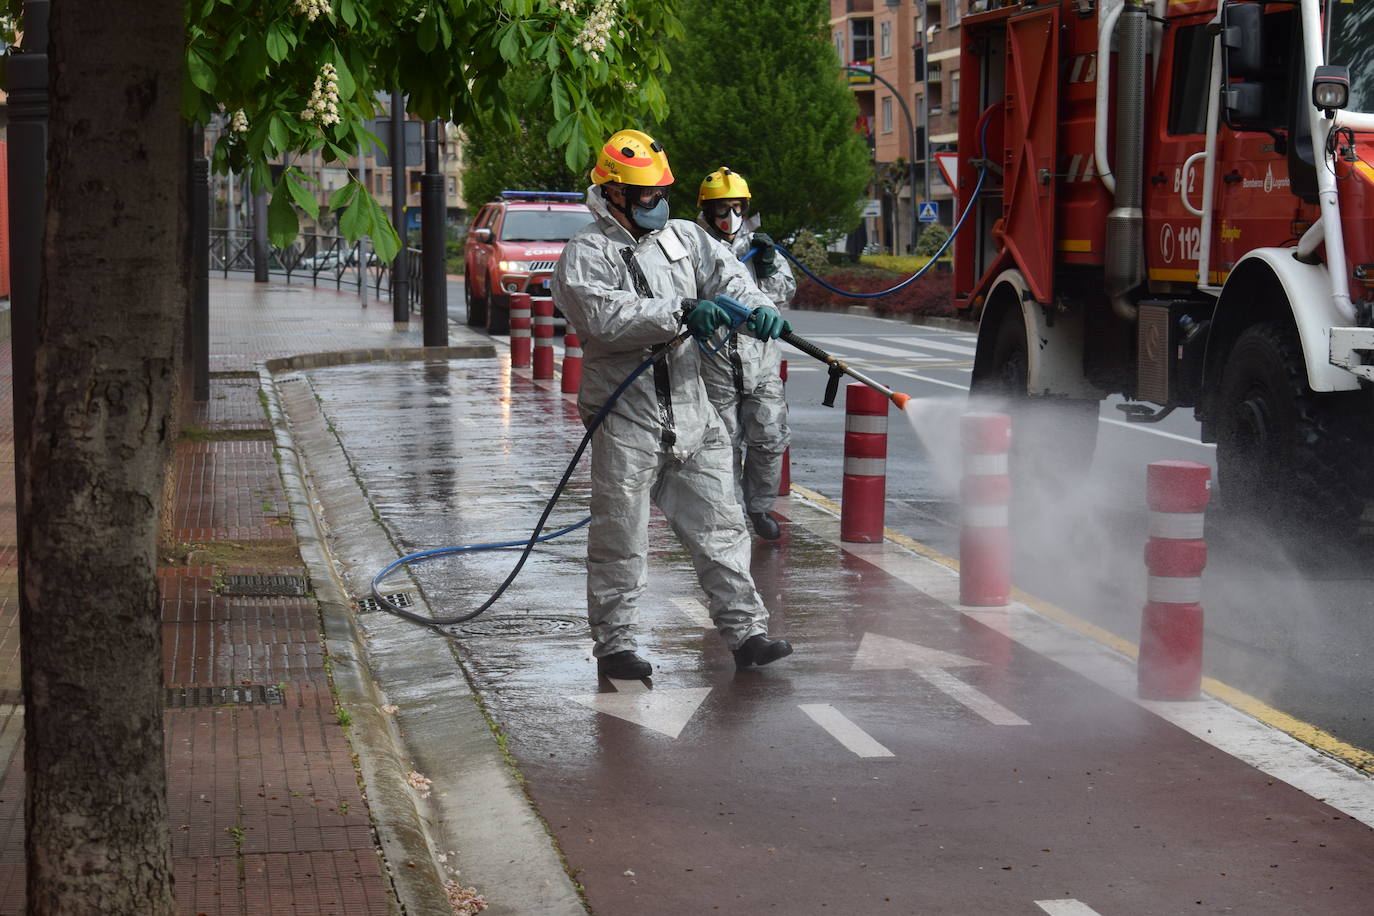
183,0,682,259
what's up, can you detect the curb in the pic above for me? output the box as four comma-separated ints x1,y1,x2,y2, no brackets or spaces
263,347,585,916
259,364,457,916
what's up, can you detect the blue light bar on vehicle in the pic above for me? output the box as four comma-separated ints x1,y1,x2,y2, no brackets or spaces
500,190,585,201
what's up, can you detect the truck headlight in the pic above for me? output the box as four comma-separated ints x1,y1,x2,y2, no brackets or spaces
498,260,532,273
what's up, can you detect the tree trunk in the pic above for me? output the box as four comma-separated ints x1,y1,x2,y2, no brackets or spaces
23,1,183,911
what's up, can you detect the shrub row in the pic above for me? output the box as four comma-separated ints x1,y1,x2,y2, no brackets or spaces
790,265,955,319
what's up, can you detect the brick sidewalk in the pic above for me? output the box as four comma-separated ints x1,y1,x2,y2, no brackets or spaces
0,280,476,914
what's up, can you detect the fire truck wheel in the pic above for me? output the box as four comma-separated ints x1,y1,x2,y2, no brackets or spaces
972,309,1099,493
1215,321,1369,538
464,279,489,328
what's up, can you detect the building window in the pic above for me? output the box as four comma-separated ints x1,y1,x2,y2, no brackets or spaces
880,21,891,58
834,27,845,60
882,97,893,133
947,0,960,29
950,72,960,113
851,18,874,63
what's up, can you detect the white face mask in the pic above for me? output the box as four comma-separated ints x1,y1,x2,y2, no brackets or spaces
715,210,743,236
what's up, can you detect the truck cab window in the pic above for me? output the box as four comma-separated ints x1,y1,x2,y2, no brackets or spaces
1168,24,1213,135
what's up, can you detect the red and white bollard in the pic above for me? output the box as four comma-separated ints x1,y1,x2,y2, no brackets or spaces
532,296,555,380
1138,459,1210,700
959,412,1012,606
777,359,791,496
840,383,888,543
561,329,583,394
508,292,532,368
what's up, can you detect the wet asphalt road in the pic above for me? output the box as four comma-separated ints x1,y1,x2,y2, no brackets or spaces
449,278,1374,759
273,280,1374,914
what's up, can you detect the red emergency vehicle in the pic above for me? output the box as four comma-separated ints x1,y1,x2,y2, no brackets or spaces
953,0,1374,532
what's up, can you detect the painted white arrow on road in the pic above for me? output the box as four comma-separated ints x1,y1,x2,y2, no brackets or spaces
566,679,712,739
852,632,1029,726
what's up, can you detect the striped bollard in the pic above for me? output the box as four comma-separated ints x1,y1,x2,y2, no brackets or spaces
778,360,791,496
532,296,555,379
561,329,583,394
840,383,888,543
508,293,532,367
959,412,1012,606
1138,460,1210,700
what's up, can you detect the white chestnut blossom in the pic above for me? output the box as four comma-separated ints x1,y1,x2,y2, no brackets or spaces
574,0,619,55
300,62,341,127
292,0,332,22
230,109,249,133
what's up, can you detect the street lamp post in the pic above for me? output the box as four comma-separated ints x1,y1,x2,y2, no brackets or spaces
844,64,918,253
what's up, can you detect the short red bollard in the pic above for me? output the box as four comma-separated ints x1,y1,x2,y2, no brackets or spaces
778,359,791,496
532,297,555,380
561,329,583,394
840,383,888,543
959,412,1012,606
508,293,532,368
1138,459,1210,700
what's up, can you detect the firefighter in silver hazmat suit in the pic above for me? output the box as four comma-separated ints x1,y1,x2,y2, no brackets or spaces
695,167,796,540
550,129,795,680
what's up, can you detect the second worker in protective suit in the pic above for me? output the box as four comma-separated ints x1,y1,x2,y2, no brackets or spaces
695,167,796,540
551,129,795,680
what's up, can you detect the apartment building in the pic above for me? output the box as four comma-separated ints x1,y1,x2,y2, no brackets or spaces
830,0,958,254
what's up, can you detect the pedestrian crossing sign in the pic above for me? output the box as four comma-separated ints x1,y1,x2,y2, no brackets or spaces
918,201,939,223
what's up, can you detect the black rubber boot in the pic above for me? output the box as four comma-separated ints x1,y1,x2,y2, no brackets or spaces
732,634,793,669
749,511,781,540
597,650,652,679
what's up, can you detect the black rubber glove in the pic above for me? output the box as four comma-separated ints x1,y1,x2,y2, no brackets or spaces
751,232,779,278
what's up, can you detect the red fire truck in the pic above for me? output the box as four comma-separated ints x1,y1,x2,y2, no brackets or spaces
953,0,1374,532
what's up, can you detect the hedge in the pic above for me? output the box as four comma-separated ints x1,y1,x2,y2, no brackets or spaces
791,265,955,319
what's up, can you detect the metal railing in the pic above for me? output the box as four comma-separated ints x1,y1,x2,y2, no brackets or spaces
209,228,423,311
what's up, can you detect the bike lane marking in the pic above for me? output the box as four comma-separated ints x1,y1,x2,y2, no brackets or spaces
797,704,895,758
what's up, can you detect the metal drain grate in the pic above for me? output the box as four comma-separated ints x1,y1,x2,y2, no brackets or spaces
356,591,415,614
165,685,285,707
445,614,587,639
220,574,309,597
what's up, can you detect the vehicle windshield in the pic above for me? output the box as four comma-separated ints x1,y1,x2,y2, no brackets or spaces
500,209,593,242
1328,0,1374,113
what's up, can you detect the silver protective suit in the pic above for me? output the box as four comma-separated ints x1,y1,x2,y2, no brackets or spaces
695,213,796,514
551,186,776,658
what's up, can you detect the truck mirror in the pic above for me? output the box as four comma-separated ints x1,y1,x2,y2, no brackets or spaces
473,227,492,243
1221,2,1264,79
1225,82,1266,123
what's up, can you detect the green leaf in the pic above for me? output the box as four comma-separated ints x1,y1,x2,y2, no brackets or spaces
266,22,289,64
267,185,300,248
339,190,370,240
331,45,357,100
186,45,216,93
498,23,520,62
365,193,401,262
339,0,357,27
417,14,437,53
329,181,360,211
551,74,569,121
285,171,321,220
267,113,289,157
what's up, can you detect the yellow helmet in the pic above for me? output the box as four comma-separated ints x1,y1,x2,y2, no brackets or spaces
697,167,752,208
591,129,674,187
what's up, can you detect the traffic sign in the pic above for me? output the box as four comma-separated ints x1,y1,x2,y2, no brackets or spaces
935,152,960,190
918,201,939,223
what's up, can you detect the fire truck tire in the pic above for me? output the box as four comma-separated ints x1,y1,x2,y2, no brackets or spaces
464,278,489,328
1215,321,1370,537
972,308,1099,492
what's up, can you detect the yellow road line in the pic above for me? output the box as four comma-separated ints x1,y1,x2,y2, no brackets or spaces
788,484,1374,774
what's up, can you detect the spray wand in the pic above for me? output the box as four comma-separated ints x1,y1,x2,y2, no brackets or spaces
713,294,912,411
